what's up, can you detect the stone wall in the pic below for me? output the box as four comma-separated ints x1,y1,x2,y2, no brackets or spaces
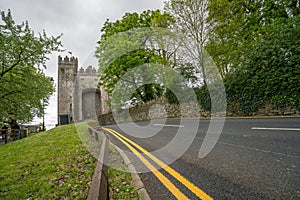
98,98,299,126
98,98,210,126
250,105,299,117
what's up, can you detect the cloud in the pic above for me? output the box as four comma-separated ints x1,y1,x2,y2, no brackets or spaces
1,0,164,126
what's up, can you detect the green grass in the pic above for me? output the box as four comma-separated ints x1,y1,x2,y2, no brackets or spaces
0,124,96,199
0,123,140,200
75,121,139,199
108,144,139,200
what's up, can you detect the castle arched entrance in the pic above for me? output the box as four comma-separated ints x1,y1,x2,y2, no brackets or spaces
81,88,101,120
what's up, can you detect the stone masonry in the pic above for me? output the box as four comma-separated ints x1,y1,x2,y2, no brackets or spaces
57,56,109,125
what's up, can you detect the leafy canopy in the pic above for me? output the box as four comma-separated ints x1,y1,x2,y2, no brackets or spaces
207,0,300,114
95,10,176,106
0,9,62,124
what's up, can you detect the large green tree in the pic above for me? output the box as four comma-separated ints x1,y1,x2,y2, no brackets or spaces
207,0,299,76
95,10,176,105
164,0,212,84
207,0,300,113
0,10,62,124
206,0,261,77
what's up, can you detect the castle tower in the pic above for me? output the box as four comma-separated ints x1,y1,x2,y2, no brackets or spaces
57,56,78,125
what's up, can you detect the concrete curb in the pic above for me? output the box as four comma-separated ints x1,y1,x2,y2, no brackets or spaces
114,145,151,200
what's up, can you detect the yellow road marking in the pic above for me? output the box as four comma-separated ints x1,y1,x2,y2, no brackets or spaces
103,127,213,200
104,128,189,200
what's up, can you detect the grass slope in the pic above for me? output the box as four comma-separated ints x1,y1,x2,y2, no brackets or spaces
0,124,96,199
108,145,139,200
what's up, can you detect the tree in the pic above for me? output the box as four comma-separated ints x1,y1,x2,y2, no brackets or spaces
241,13,300,111
206,0,259,77
207,0,300,114
95,10,175,106
207,0,299,76
164,0,212,85
0,9,62,124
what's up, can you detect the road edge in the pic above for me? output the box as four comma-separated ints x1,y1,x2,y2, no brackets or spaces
114,145,151,200
166,115,300,120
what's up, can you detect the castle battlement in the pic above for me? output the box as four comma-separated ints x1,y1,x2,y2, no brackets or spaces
58,55,78,66
78,66,99,76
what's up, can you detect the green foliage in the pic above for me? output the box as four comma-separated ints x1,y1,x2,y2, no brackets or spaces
165,88,179,104
100,10,173,41
194,86,211,111
224,70,265,114
242,14,300,111
96,10,175,106
0,9,62,123
132,83,165,103
206,0,300,114
95,1,300,115
206,0,259,77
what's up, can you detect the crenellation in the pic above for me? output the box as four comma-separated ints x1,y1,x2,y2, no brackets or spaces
92,68,97,75
86,66,91,75
79,67,85,74
58,55,78,66
63,56,69,63
78,66,98,76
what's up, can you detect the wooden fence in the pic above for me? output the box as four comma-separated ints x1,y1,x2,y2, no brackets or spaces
0,129,27,144
87,126,109,200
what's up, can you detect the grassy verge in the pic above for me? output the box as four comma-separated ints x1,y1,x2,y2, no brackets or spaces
108,144,139,200
0,124,95,199
0,123,139,199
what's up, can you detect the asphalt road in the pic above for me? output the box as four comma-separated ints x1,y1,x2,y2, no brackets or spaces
104,118,300,199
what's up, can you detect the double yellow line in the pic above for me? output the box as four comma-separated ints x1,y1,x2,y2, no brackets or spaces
102,127,213,200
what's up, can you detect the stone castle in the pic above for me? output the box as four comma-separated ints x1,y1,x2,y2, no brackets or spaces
57,56,109,125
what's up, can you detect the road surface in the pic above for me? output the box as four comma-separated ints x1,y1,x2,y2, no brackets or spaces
103,118,300,199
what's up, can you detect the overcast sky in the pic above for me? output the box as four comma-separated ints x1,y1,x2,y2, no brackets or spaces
1,0,164,128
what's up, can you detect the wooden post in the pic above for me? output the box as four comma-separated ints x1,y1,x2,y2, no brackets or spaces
4,130,7,144
13,129,16,141
25,128,28,137
95,131,99,141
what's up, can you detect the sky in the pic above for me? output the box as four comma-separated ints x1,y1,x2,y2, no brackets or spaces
0,0,164,129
